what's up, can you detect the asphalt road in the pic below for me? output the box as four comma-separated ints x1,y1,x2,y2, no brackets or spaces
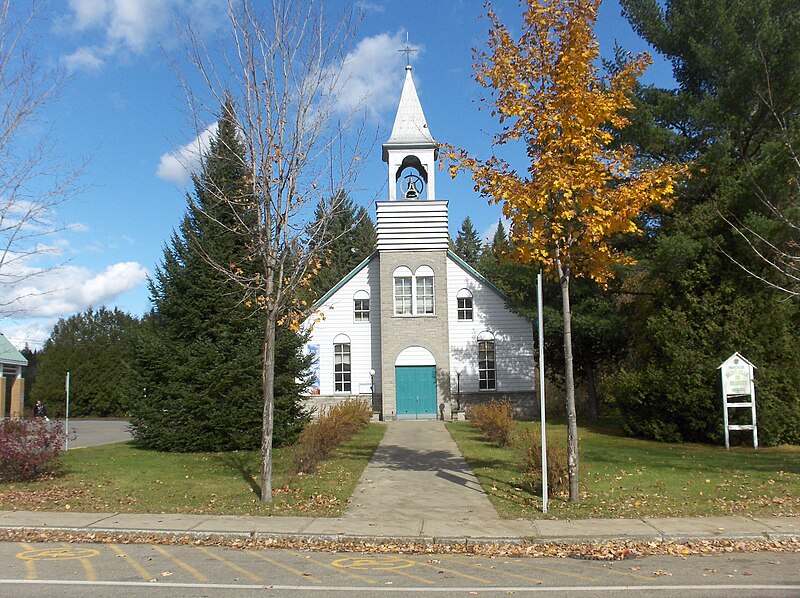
0,541,798,597
56,419,132,449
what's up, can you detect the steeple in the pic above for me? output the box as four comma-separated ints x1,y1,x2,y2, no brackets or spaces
382,65,438,201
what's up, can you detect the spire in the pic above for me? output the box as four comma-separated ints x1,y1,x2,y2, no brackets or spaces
385,65,436,147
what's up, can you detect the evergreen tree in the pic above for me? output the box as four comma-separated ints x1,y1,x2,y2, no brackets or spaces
606,0,800,445
453,216,483,268
129,102,310,452
306,192,376,302
31,307,139,417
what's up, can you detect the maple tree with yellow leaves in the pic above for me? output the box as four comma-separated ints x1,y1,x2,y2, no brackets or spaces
446,0,688,502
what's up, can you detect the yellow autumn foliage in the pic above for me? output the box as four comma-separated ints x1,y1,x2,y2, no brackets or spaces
445,0,688,286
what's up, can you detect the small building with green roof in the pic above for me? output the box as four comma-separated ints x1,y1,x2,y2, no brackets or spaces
0,333,27,418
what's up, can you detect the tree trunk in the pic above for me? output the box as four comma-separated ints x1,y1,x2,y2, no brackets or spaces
260,309,277,503
557,254,580,503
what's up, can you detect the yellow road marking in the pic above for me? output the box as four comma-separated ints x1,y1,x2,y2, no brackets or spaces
332,556,415,571
290,552,376,585
389,567,435,585
79,557,96,581
17,543,36,580
416,560,492,584
586,561,657,582
196,546,263,583
530,563,601,583
108,544,153,581
470,563,545,585
151,545,208,582
16,547,100,561
249,550,321,584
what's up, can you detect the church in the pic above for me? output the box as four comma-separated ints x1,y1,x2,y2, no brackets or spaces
301,64,536,420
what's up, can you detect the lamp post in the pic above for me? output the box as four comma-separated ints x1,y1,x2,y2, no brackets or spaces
369,368,376,412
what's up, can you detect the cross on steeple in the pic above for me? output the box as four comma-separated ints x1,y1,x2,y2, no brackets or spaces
398,32,417,66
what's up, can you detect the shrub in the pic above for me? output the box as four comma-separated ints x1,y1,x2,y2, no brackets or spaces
515,427,569,496
467,399,515,446
0,419,69,482
294,398,371,473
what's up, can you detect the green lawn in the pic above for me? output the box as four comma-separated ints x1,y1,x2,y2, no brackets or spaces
447,420,800,520
0,424,385,517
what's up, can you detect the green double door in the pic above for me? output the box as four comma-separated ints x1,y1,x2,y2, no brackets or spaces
395,366,437,419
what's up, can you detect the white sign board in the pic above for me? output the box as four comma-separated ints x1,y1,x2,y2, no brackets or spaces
720,354,753,396
717,352,758,449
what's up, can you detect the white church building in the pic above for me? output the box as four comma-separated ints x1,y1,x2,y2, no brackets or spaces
302,64,536,420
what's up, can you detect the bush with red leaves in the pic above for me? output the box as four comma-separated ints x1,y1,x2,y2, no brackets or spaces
0,419,69,482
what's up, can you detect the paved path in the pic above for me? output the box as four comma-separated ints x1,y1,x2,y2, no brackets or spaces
342,420,528,538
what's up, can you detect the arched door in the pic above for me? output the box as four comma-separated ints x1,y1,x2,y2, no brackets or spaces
395,347,437,419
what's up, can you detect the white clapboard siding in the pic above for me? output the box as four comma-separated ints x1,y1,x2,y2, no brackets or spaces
301,257,382,396
447,256,535,392
376,200,449,250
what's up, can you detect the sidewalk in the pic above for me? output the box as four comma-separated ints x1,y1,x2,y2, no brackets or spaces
0,420,797,546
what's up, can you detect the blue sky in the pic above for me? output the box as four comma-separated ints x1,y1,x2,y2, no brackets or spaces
3,0,672,349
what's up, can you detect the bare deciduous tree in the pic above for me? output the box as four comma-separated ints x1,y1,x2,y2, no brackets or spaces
179,0,371,502
0,0,84,316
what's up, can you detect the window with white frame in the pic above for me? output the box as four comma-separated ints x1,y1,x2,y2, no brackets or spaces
477,331,496,391
393,266,413,315
353,290,370,322
392,265,436,316
333,335,351,392
457,288,473,320
415,266,435,315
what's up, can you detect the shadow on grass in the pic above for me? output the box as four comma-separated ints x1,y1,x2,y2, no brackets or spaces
215,452,261,498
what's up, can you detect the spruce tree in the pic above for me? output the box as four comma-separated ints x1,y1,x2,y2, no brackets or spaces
453,216,483,268
306,192,376,301
130,102,309,451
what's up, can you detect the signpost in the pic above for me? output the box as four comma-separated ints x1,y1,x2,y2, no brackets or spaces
718,353,758,449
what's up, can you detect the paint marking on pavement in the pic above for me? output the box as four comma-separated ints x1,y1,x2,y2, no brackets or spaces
108,544,153,582
530,563,601,583
249,550,321,584
17,543,36,580
196,546,263,583
151,545,208,582
387,567,435,585
465,562,545,585
290,552,377,585
1,579,798,593
16,546,100,561
416,560,492,584
332,556,415,571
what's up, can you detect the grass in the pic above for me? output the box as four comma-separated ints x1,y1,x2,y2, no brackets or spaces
447,420,800,520
0,424,385,517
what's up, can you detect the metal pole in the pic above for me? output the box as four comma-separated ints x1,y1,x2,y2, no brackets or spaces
65,371,70,450
538,270,548,513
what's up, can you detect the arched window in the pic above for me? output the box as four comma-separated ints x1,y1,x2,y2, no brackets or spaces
415,266,435,315
457,288,473,321
477,331,496,391
393,266,413,315
353,290,370,322
333,334,351,393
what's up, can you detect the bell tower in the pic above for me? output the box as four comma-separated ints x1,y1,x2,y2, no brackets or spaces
382,64,438,201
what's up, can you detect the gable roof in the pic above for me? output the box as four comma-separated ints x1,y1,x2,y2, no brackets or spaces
447,250,514,304
311,252,377,310
0,333,27,366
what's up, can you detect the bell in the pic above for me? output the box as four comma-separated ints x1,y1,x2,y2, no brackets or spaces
403,177,420,199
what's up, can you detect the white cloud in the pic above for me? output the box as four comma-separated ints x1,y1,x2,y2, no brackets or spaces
0,261,148,319
156,122,217,184
333,31,414,119
61,0,225,73
61,46,105,73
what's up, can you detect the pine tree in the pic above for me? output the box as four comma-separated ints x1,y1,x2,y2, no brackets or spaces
453,216,483,268
306,192,376,302
130,101,310,452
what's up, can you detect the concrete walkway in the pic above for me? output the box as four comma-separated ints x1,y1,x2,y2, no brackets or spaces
0,420,797,546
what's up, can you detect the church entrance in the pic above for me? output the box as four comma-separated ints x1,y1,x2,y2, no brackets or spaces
395,366,437,419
